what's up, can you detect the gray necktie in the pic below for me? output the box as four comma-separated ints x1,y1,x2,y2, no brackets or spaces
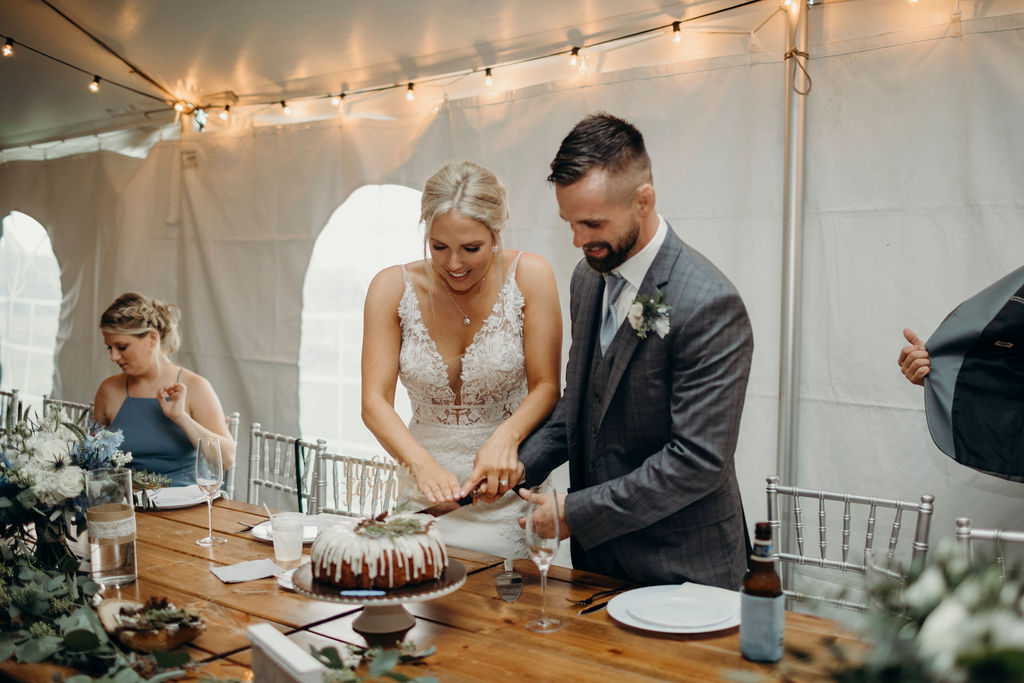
600,273,626,355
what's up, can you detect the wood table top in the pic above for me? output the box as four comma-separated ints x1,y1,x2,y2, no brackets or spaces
2,497,861,681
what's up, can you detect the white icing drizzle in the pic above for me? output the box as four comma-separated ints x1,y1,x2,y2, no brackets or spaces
311,513,448,588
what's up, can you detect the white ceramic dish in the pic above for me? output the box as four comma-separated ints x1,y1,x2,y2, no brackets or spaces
607,583,740,634
147,485,222,510
250,514,357,544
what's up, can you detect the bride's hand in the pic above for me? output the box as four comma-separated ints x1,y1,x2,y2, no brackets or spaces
413,460,461,504
463,430,520,501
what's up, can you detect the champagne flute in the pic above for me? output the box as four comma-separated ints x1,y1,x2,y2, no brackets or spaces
195,437,227,546
524,482,562,632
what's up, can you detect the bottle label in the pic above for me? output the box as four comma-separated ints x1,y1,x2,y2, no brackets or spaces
740,593,784,662
752,539,773,560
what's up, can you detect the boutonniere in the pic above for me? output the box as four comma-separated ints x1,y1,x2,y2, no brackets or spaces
627,290,672,340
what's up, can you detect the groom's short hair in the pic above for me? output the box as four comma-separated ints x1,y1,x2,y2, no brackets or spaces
548,113,653,189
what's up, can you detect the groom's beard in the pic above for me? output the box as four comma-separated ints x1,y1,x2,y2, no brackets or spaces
583,216,641,273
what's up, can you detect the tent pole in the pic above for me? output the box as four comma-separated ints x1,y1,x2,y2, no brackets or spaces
777,1,808,514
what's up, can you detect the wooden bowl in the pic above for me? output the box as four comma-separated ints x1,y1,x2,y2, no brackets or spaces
96,599,205,653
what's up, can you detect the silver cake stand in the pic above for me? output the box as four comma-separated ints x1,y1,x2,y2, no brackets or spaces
292,559,467,633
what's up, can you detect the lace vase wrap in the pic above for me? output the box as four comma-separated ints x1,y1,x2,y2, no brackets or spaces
87,503,137,545
395,254,534,558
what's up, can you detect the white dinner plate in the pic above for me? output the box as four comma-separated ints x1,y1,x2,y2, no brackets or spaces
147,485,222,510
607,583,741,634
250,514,357,545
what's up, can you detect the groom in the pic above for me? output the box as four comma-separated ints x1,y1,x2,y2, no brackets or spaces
469,113,754,589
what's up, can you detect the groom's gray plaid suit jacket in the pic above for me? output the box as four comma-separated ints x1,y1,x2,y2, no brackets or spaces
520,226,753,589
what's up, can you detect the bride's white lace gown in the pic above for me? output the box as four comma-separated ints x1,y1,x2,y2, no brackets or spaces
395,253,530,558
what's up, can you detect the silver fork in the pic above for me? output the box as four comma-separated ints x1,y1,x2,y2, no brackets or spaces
566,586,626,606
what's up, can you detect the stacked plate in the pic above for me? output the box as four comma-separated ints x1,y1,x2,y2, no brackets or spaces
607,583,741,634
147,485,222,509
249,513,357,545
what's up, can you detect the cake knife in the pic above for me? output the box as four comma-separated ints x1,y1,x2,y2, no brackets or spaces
417,484,526,517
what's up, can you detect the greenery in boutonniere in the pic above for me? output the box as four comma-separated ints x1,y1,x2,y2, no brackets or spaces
627,290,672,340
821,540,1024,682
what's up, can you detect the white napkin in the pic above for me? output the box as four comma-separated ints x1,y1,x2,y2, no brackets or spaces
210,558,286,583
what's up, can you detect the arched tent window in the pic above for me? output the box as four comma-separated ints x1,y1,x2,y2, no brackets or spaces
0,211,62,411
300,185,423,456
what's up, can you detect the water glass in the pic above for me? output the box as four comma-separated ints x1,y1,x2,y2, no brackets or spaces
524,482,562,632
85,468,137,586
271,512,304,567
196,437,227,546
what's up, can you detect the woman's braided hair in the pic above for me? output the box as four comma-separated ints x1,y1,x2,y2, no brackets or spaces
100,292,181,354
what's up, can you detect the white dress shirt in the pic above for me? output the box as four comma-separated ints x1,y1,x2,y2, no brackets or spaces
602,216,668,331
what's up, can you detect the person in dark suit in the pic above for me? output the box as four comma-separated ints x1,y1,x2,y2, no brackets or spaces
465,113,754,589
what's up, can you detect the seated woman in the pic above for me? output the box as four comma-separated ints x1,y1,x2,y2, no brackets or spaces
93,292,235,486
362,160,562,558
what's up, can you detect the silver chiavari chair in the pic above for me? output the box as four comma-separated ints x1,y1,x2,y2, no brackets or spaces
1,388,23,429
956,517,1024,581
247,422,326,513
42,395,95,427
310,451,399,518
766,475,935,611
221,411,241,498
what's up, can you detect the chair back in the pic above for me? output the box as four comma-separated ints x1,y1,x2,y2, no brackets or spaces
42,395,94,427
956,517,1024,580
311,452,399,518
766,475,935,611
222,411,241,498
1,388,23,428
247,623,324,683
247,422,326,512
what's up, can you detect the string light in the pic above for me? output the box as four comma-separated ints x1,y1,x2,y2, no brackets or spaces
174,101,185,112
673,21,681,43
406,83,415,101
330,93,344,106
570,47,579,67
2,38,13,58
484,68,493,87
88,75,100,93
281,100,291,115
219,105,230,120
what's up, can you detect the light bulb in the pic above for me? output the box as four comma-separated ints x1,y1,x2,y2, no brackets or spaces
219,105,230,120
330,93,342,106
406,83,415,101
570,47,579,67
2,38,12,58
673,21,681,43
174,102,185,112
89,75,100,93
484,68,493,87
281,100,291,115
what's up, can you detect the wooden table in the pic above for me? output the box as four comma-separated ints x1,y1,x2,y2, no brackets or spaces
4,499,862,681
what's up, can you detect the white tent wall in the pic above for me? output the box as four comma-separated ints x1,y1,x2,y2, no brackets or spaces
0,1,1021,567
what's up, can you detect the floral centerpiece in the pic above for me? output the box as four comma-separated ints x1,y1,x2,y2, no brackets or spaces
828,539,1024,682
0,412,132,572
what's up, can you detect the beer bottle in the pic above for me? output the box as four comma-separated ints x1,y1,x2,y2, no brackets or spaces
739,521,784,662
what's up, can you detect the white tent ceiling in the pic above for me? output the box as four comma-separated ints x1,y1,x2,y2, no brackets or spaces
0,0,768,150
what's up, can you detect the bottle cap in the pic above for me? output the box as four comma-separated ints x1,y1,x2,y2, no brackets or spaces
754,521,772,540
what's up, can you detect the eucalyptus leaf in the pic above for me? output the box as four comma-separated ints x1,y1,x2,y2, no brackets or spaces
369,648,400,677
0,495,12,507
152,649,191,668
15,634,63,662
63,628,101,651
313,645,347,669
111,668,144,683
382,673,411,682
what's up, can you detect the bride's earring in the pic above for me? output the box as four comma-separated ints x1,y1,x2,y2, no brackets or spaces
492,245,499,254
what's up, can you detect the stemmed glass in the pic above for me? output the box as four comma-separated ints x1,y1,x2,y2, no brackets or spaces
524,482,563,633
195,437,227,546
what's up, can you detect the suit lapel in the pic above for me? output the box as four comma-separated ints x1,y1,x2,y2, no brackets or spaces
566,266,604,440
596,228,684,429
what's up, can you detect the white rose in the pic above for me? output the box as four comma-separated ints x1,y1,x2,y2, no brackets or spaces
987,609,1024,650
916,598,969,673
54,465,85,500
627,302,644,330
25,434,70,466
902,566,947,612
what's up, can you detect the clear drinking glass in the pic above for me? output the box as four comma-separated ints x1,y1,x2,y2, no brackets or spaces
524,482,562,632
195,437,226,546
85,467,137,586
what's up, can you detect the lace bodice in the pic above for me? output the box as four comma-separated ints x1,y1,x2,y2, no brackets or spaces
398,254,527,427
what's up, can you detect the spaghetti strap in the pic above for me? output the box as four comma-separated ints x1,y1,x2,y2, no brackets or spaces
509,251,523,278
125,374,131,397
399,263,412,285
175,367,182,383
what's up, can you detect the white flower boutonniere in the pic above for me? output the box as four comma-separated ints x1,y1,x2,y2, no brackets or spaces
627,290,672,340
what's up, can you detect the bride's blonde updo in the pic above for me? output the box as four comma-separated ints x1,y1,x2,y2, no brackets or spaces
420,160,509,250
100,292,181,355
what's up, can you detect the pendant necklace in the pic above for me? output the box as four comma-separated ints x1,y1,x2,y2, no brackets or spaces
440,274,485,327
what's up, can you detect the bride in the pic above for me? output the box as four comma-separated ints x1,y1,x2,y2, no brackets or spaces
361,160,562,557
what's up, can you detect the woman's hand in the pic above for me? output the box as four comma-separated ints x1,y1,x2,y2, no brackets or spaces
467,429,522,500
412,459,461,504
898,328,930,386
157,382,189,421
